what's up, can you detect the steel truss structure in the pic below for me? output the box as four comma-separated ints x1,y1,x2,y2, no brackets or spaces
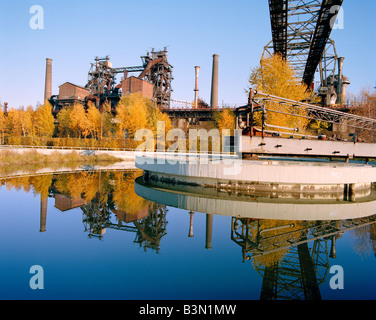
265,0,343,89
231,215,376,299
253,91,376,132
86,48,173,109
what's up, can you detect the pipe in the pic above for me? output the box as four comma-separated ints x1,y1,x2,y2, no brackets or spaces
44,58,52,103
210,54,219,109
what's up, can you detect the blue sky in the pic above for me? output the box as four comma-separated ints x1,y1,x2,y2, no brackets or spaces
0,0,375,108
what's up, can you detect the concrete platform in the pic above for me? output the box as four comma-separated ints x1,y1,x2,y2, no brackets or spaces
135,177,376,221
135,154,376,201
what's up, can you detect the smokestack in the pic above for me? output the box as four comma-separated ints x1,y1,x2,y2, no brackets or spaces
205,214,213,250
188,211,194,237
194,66,200,109
337,57,344,105
210,54,219,109
40,196,48,233
44,58,52,103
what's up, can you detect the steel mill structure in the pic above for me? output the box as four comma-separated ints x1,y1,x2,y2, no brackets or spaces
264,0,347,106
48,48,173,115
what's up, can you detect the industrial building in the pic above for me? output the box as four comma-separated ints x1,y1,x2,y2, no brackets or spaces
46,48,173,115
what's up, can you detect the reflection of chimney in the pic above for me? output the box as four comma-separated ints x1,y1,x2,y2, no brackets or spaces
210,54,219,109
40,196,48,233
205,214,213,250
188,211,194,237
330,235,337,259
194,66,200,109
44,58,52,102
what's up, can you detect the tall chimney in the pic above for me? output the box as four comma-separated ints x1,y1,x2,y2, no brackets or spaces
337,57,344,105
194,66,200,109
44,58,52,103
210,54,219,109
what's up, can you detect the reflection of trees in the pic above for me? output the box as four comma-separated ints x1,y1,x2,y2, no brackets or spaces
231,216,376,300
0,170,168,252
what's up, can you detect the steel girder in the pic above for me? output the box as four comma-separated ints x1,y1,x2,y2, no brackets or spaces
303,0,344,86
266,0,343,88
255,91,376,132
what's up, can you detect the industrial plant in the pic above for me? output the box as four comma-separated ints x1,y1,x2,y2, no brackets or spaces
45,48,173,115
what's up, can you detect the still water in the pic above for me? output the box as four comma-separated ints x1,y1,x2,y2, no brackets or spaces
1,169,376,300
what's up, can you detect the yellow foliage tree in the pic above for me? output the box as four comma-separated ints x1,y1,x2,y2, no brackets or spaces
86,102,101,139
70,103,90,138
57,107,73,138
214,108,235,133
0,106,5,144
116,93,150,139
34,102,55,138
249,53,312,132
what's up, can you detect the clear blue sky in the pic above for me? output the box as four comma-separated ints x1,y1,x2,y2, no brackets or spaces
0,0,375,108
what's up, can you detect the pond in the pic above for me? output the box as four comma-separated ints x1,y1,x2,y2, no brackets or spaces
1,169,376,300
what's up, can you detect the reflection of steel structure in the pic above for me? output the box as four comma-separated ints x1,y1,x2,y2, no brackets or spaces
134,203,168,253
85,48,173,109
81,193,168,252
231,215,376,300
82,197,110,240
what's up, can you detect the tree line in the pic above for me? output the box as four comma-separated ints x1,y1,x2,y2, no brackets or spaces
0,93,173,149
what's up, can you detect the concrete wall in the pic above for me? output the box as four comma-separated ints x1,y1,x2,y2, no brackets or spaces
241,136,376,159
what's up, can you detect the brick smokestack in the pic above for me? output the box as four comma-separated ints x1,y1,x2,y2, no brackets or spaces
44,58,52,102
210,54,219,109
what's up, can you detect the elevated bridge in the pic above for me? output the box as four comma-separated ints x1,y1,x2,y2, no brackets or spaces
267,0,343,87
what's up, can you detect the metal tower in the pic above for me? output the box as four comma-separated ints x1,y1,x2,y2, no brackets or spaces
264,0,344,101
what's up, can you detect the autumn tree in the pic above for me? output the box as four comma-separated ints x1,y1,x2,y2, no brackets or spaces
99,100,114,139
57,106,73,138
116,93,150,139
214,108,235,133
86,101,101,139
34,102,55,138
249,53,312,132
0,107,5,144
348,88,376,142
70,103,90,138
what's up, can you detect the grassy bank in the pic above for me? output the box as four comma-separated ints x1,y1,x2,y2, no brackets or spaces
0,150,121,166
0,150,123,176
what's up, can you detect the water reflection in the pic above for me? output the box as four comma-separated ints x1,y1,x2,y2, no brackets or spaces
1,170,168,253
1,171,376,300
135,175,376,300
